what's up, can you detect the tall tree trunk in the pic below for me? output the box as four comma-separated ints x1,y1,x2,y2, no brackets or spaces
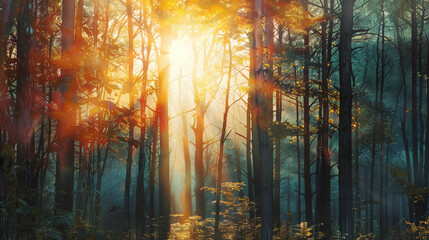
410,0,421,224
192,35,206,219
253,0,273,238
247,31,255,221
424,37,429,224
379,2,386,237
136,19,151,238
124,0,134,234
394,16,414,224
294,64,301,224
215,39,232,240
338,0,355,238
317,0,330,236
56,0,76,216
274,23,284,231
303,0,313,225
149,109,158,240
16,0,36,237
180,71,192,221
158,2,172,236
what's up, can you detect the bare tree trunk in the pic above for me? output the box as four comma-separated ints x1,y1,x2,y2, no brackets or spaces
379,2,386,237
424,37,429,224
394,16,414,224
247,31,255,221
338,0,355,238
149,109,158,240
191,34,206,219
180,72,192,221
56,0,75,215
158,2,172,236
123,0,134,234
136,15,151,238
317,0,330,236
303,0,313,225
274,24,284,230
294,64,301,224
215,39,232,240
253,0,273,238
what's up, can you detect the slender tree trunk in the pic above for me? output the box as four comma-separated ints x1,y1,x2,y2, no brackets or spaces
158,3,172,236
180,72,192,221
424,37,429,224
247,31,255,221
303,0,313,225
410,0,420,224
191,35,206,219
274,25,284,230
295,64,301,224
215,39,232,240
56,0,76,216
338,0,355,238
317,0,330,236
394,17,414,224
16,0,36,237
123,0,134,234
253,0,273,238
136,29,151,239
379,3,386,237
149,109,158,240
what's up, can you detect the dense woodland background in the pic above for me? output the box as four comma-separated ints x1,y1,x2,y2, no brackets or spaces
0,0,428,239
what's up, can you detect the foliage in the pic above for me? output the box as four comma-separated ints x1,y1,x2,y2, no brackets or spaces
405,218,429,239
170,182,258,239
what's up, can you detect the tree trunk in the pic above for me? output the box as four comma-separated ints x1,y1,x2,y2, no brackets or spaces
136,22,151,239
253,0,273,238
180,71,192,221
317,0,331,236
56,0,76,215
274,23,283,231
303,0,313,225
215,39,232,240
394,16,414,224
192,35,206,219
379,2,386,237
158,3,172,236
149,109,158,240
295,64,301,224
338,0,355,238
123,0,134,234
247,31,255,221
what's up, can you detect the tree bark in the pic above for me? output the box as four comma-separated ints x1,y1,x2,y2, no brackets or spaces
303,0,313,225
253,0,273,238
338,0,355,238
274,21,284,232
317,0,331,236
123,0,134,233
158,2,172,236
214,39,232,240
56,0,76,215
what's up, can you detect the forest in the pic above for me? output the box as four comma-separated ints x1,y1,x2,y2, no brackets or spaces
0,0,429,239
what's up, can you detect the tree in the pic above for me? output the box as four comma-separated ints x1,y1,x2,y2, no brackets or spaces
302,0,313,226
316,0,331,236
157,0,172,236
56,0,76,215
214,38,233,240
338,0,355,238
252,0,273,238
136,2,152,237
123,0,135,233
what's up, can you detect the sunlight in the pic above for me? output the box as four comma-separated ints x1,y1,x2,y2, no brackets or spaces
169,39,193,77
